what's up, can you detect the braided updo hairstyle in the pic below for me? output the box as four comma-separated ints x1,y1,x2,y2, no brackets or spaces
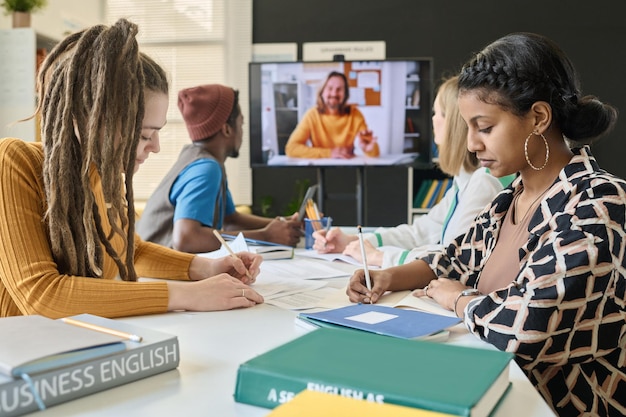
36,18,156,281
458,32,617,144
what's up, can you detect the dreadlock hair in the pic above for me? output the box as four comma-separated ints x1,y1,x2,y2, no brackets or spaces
36,18,150,281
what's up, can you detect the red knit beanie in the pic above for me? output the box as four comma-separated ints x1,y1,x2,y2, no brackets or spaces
177,84,235,141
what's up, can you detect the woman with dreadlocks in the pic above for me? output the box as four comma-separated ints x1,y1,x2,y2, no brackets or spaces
0,19,264,319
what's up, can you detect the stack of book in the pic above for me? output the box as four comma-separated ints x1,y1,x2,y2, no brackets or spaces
0,314,179,417
413,178,453,209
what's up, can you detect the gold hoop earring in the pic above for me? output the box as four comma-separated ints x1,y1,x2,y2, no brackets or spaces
524,130,549,170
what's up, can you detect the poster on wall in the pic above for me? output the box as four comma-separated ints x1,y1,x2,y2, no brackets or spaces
302,41,386,61
252,43,298,62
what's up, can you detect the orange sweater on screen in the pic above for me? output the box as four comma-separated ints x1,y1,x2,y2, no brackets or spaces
0,138,195,319
284,106,380,158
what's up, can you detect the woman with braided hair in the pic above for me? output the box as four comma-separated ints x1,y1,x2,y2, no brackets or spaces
348,33,626,416
0,18,263,319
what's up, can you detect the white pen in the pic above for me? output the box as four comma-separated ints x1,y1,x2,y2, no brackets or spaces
357,225,372,294
324,216,333,234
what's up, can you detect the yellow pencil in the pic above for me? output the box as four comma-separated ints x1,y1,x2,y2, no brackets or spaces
212,230,253,280
306,199,322,231
62,317,143,342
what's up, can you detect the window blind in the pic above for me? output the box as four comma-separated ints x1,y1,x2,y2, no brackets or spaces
106,0,252,205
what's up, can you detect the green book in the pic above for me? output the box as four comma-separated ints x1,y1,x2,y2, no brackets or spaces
413,179,432,208
234,328,513,417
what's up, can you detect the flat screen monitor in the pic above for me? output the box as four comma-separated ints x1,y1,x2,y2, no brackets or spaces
248,58,434,167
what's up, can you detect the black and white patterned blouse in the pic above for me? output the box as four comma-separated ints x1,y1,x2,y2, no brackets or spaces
423,146,626,416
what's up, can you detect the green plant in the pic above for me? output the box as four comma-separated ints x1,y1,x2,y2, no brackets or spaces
259,195,275,217
284,179,311,215
1,0,47,14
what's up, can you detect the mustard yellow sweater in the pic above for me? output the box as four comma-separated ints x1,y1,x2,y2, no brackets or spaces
285,106,380,158
0,138,195,318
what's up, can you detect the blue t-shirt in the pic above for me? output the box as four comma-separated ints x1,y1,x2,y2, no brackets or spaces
169,158,236,229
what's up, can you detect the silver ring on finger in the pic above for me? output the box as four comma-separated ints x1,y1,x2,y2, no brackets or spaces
242,289,246,298
423,285,429,297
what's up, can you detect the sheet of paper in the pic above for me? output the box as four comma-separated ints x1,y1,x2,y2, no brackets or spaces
314,285,353,309
258,258,351,279
253,276,326,300
393,291,457,318
199,232,249,259
345,311,397,324
265,287,340,310
295,250,364,266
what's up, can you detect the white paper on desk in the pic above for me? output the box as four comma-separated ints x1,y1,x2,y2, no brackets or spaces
259,258,350,279
393,291,457,318
265,286,340,310
314,287,408,310
198,232,249,259
253,275,326,299
295,249,380,268
317,288,457,317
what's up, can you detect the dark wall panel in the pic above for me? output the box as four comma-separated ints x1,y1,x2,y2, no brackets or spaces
253,0,625,178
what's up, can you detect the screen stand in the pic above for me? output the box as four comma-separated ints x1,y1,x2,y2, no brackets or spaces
316,166,365,226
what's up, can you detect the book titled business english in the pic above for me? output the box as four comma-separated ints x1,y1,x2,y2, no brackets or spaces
0,314,179,417
234,328,513,417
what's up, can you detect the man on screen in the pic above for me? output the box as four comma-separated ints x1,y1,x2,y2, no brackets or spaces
284,71,380,159
137,84,302,253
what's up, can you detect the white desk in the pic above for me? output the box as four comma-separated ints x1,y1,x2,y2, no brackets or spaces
32,257,555,417
33,307,556,416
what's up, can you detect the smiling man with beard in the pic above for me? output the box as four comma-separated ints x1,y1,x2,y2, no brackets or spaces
285,71,379,159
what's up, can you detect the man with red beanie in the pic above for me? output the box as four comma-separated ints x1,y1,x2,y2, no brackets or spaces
137,84,302,253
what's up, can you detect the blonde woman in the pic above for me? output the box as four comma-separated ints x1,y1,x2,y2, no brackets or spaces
314,76,505,268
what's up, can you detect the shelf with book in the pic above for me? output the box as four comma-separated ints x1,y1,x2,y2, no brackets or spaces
273,81,299,155
402,61,432,165
407,166,451,223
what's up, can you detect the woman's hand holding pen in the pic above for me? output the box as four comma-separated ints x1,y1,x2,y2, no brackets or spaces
166,254,264,312
188,253,261,285
342,239,383,267
346,268,393,304
167,275,264,312
312,227,357,253
347,260,434,304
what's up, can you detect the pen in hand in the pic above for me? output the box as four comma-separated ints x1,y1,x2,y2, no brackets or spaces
212,230,253,280
357,226,372,299
323,216,333,248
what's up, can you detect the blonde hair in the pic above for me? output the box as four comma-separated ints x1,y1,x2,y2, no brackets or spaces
36,18,154,281
435,76,479,176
